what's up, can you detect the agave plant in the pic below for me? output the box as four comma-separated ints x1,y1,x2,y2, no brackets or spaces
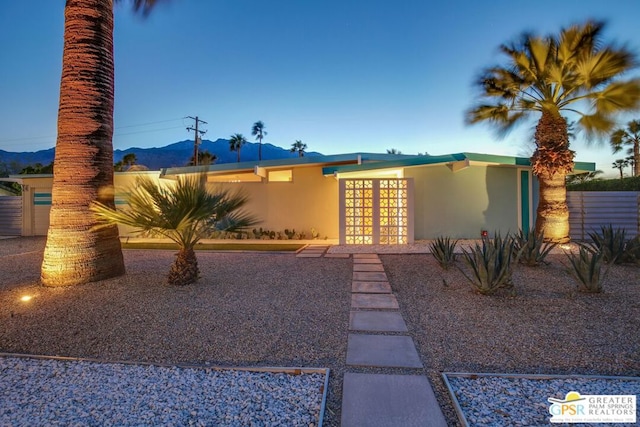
513,229,557,266
587,225,626,264
429,236,458,270
565,245,609,293
92,174,258,286
460,234,519,295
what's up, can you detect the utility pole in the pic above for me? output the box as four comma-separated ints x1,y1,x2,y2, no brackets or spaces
186,116,207,166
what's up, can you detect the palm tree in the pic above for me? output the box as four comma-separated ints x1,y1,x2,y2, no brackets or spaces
92,174,257,286
42,0,166,287
290,140,307,157
610,120,640,176
386,148,402,154
251,121,267,161
122,153,137,167
566,169,604,185
188,150,217,166
467,20,640,243
229,133,247,162
612,159,629,180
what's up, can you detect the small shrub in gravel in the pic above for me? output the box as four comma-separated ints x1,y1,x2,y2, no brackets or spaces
565,245,610,293
513,228,556,266
459,234,519,295
429,236,458,270
621,235,640,264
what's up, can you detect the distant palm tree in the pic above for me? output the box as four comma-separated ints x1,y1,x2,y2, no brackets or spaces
122,153,137,167
290,140,307,157
229,133,247,162
251,121,267,161
612,159,629,180
42,0,167,287
610,120,640,176
188,150,217,166
566,170,604,185
386,148,402,154
92,174,257,286
467,20,640,243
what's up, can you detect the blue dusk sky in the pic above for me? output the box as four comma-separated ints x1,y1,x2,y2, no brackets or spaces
1,0,639,175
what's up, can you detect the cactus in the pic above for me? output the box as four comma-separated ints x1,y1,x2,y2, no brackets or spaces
429,236,458,270
513,228,557,266
460,234,519,295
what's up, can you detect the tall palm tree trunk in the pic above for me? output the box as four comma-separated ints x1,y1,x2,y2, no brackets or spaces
532,112,575,243
634,143,639,176
168,247,199,286
41,0,125,287
258,137,262,161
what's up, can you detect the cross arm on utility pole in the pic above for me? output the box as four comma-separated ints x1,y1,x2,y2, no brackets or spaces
186,116,208,166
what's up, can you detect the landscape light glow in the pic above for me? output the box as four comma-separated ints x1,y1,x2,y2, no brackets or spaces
20,295,33,302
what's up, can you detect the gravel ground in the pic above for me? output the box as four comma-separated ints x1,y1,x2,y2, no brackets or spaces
3,237,639,426
0,237,351,426
381,253,640,426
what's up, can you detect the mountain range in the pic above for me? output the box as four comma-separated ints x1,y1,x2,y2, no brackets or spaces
0,139,322,172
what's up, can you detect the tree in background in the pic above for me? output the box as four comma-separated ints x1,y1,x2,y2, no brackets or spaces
229,134,247,162
92,174,257,286
290,140,307,157
188,150,217,166
251,121,267,161
42,0,168,286
612,159,629,180
566,170,603,185
19,162,54,175
386,148,402,154
467,20,640,243
610,120,640,176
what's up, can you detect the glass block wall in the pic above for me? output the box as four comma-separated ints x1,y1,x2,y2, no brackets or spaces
339,178,413,244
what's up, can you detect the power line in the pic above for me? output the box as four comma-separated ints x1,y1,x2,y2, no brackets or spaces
0,117,186,144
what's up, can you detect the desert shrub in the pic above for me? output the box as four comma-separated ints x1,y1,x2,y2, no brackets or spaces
621,236,640,265
567,175,640,191
460,234,519,295
513,228,557,266
565,245,609,293
587,225,626,264
429,236,458,270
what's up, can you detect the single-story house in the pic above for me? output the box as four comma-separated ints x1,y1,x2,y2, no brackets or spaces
5,152,595,243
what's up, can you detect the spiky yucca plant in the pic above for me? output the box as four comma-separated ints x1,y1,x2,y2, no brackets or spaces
429,236,458,270
587,225,626,264
565,245,609,293
513,229,557,266
622,236,640,265
92,174,257,286
460,234,519,295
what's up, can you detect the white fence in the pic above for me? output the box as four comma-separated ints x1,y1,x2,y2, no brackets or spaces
0,196,22,236
567,191,640,240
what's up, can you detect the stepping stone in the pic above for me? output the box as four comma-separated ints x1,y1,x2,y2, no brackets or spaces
353,271,387,282
341,373,447,427
296,253,323,258
351,281,392,294
324,253,350,258
346,334,423,368
353,254,379,259
352,258,382,264
351,293,399,309
350,311,408,332
353,263,385,272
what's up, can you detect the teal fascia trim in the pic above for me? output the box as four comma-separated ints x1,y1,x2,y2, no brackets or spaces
322,153,468,175
462,152,531,166
34,201,52,206
34,193,51,198
160,152,420,178
573,161,596,172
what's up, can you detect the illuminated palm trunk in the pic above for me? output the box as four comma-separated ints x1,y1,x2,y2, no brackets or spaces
532,111,575,243
168,247,199,286
41,0,125,286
